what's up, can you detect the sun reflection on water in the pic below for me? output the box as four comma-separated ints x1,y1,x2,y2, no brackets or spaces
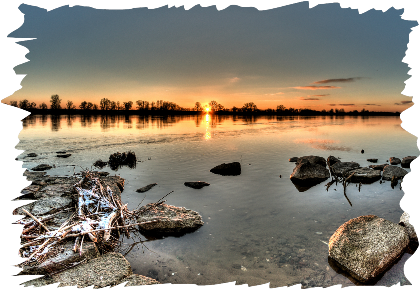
205,113,211,140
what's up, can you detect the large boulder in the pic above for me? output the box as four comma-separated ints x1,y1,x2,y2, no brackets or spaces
290,161,330,189
389,157,401,165
330,161,360,177
136,203,203,235
297,155,327,166
369,164,387,171
346,167,382,184
329,215,409,283
210,162,241,176
382,165,408,181
401,156,417,168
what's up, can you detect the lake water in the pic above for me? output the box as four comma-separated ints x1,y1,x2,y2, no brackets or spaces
16,114,419,287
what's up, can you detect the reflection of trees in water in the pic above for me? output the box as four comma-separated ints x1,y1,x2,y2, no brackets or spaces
40,115,48,126
22,115,37,128
66,115,76,128
50,115,61,132
80,115,93,127
124,115,132,129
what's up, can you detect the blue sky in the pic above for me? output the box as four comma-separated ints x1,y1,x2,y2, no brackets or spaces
4,2,417,111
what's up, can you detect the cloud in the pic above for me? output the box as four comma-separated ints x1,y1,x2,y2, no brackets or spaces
229,77,240,83
300,97,320,101
394,100,413,105
328,104,336,106
311,94,330,97
293,86,340,90
339,104,355,106
264,92,284,96
364,103,381,106
314,77,364,84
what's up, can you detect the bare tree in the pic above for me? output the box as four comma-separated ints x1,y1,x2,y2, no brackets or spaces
50,94,62,109
100,98,111,110
194,102,202,111
19,99,36,110
242,102,257,112
39,102,48,109
110,101,117,110
123,101,133,110
92,103,99,110
9,101,18,107
66,100,76,110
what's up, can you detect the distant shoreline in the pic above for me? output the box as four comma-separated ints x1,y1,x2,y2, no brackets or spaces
21,109,400,117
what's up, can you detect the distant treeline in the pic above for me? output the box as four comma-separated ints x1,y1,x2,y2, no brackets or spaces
9,94,400,116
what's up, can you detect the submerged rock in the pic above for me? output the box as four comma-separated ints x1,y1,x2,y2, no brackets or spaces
346,167,382,184
389,157,401,165
31,164,53,171
93,159,108,169
369,164,387,170
136,183,157,193
56,153,72,158
210,162,241,176
382,165,408,181
329,215,409,283
289,157,299,162
184,181,210,189
367,158,378,163
108,151,137,170
401,156,417,168
26,153,38,158
399,212,418,253
297,155,327,167
327,155,340,167
136,203,203,235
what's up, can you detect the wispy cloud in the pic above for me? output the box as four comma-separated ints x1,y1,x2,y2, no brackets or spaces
364,103,381,106
300,97,320,101
264,92,284,96
293,86,340,90
314,77,364,84
328,104,336,106
339,104,355,106
394,100,413,105
311,94,330,97
229,77,240,83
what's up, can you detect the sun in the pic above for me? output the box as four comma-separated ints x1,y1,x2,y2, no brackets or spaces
205,107,211,112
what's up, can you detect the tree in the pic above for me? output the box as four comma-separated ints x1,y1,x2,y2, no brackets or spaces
136,100,149,110
209,100,219,111
66,100,76,110
232,106,239,112
276,105,285,112
217,103,224,111
92,104,99,110
194,102,202,111
100,98,111,110
110,101,117,110
50,94,62,109
9,101,18,107
123,101,133,110
79,101,88,110
242,102,257,112
39,102,48,109
18,99,36,110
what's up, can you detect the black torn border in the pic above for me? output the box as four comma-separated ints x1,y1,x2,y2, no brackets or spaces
0,0,420,288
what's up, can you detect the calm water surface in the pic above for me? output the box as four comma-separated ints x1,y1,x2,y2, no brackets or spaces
16,114,419,287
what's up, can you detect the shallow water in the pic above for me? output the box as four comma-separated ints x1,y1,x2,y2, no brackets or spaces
16,114,419,287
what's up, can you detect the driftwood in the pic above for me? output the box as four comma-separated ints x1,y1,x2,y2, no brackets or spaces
18,170,168,267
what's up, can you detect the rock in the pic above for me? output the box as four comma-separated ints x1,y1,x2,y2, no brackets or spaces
290,161,330,190
33,183,73,198
382,165,408,181
19,240,99,275
297,155,327,167
367,158,378,163
346,167,382,184
329,215,409,283
361,149,364,154
327,156,340,167
289,157,299,162
119,274,160,286
14,195,73,216
184,181,210,189
399,212,418,253
136,203,203,235
26,153,38,157
136,183,157,193
369,164,387,170
401,156,417,168
210,162,241,176
389,157,401,165
31,164,53,171
56,153,71,158
108,151,137,170
22,252,133,288
23,170,47,180
56,151,67,154
330,161,360,177
93,159,108,169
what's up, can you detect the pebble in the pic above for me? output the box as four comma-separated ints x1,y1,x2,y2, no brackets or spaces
315,232,323,235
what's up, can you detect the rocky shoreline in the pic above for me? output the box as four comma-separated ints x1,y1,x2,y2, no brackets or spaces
14,169,203,287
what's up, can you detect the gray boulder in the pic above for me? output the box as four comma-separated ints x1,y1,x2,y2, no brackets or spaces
399,212,418,253
401,156,417,168
330,161,360,177
56,153,72,158
367,158,378,163
382,165,408,181
136,203,203,234
290,161,330,188
31,164,53,171
329,215,409,283
136,183,157,193
184,181,210,189
369,164,387,170
389,157,401,165
327,155,340,167
297,155,327,166
346,167,382,184
210,162,241,176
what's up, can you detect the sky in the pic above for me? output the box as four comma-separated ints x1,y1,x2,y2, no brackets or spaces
3,2,417,112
